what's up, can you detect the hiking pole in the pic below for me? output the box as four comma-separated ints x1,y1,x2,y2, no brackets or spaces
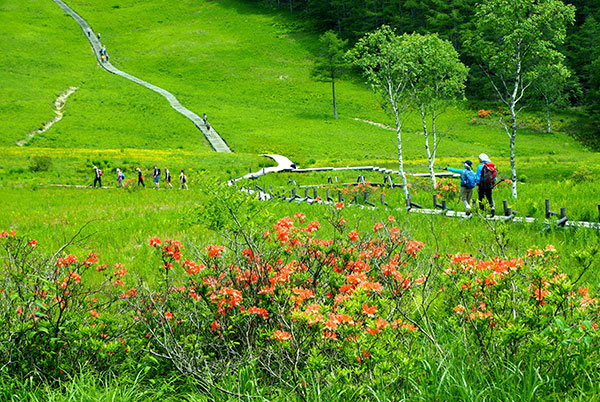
490,178,505,190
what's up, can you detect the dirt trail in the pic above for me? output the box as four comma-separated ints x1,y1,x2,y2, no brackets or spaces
17,86,79,146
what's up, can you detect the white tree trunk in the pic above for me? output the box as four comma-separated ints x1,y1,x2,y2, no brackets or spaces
510,103,518,198
420,105,436,188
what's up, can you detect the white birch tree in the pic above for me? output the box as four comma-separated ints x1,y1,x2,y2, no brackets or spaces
347,26,412,203
402,33,468,188
467,0,575,198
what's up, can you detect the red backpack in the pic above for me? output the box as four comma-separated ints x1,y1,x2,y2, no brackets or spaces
480,162,496,189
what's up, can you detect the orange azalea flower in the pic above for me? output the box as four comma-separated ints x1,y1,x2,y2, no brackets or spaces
165,312,174,321
362,304,377,317
149,237,162,247
335,202,344,210
206,245,225,258
373,222,384,232
273,330,292,341
88,309,100,318
28,239,37,247
348,230,359,242
453,305,465,314
210,320,220,332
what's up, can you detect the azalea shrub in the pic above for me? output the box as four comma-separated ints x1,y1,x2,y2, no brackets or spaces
129,207,436,388
0,230,131,381
443,245,600,381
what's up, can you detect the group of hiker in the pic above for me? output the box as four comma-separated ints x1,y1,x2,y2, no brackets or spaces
92,166,188,190
444,153,498,217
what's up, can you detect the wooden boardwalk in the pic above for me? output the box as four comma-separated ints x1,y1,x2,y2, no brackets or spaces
52,0,231,153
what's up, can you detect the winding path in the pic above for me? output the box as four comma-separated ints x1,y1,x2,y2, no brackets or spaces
17,86,78,146
52,0,231,153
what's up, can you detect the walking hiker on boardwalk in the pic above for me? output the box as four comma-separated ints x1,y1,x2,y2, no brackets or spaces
202,113,208,125
136,168,145,187
93,166,102,188
153,165,161,189
97,32,101,40
165,168,173,189
445,160,476,216
179,169,188,190
87,27,91,37
476,153,497,216
116,168,125,188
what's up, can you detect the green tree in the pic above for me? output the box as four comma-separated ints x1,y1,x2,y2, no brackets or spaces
403,33,468,187
467,0,575,198
347,25,412,203
532,64,571,133
312,31,348,119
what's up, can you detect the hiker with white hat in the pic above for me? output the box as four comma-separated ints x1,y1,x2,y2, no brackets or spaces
93,166,103,189
475,153,497,216
444,160,476,215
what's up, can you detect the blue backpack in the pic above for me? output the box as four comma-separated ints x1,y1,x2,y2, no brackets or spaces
464,169,476,189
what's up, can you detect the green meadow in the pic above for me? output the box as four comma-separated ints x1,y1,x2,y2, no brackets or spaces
1,0,600,399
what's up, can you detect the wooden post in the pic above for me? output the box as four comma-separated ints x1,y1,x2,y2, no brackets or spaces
433,194,438,208
407,193,412,209
328,176,332,183
381,193,386,206
560,207,566,219
304,188,308,198
441,200,446,209
545,199,550,218
503,200,509,216
338,191,343,203
292,188,297,198
313,188,317,199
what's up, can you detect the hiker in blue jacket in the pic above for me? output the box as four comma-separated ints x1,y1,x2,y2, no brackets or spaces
475,153,496,216
445,160,476,215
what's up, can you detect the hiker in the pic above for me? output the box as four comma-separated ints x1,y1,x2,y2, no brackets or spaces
180,169,188,190
445,160,476,215
136,168,145,187
116,168,125,188
102,46,106,56
101,54,105,63
97,32,101,40
165,168,173,189
476,153,497,216
153,165,161,189
93,166,102,188
87,27,91,37
202,113,208,126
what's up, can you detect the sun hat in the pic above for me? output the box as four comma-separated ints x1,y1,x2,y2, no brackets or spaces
462,160,473,167
478,153,489,161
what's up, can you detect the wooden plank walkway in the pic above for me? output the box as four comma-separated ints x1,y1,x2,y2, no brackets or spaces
52,0,231,153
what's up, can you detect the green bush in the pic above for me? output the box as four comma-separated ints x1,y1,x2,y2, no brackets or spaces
28,156,52,172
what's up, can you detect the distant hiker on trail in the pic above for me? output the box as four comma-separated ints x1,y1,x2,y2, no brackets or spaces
93,166,102,189
116,168,125,187
102,46,106,55
87,27,91,37
180,169,188,190
476,153,497,216
165,168,173,189
445,160,476,216
136,168,145,187
202,113,208,125
153,165,161,189
97,33,101,40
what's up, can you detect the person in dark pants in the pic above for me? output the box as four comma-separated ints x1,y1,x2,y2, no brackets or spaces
153,165,161,189
475,153,496,216
165,168,173,189
137,167,145,187
93,166,102,188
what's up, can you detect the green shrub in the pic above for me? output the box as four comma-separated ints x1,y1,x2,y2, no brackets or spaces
28,156,52,172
